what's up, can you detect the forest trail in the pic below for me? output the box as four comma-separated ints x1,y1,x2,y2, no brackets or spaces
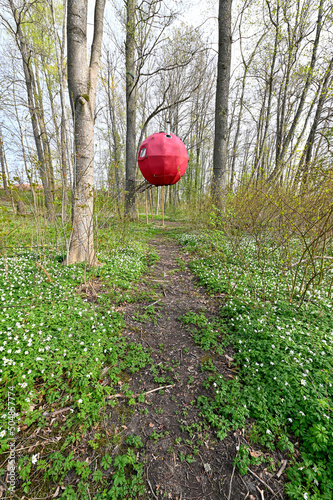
113,224,286,500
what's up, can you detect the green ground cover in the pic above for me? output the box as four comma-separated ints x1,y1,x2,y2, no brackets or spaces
0,222,158,498
1,212,332,499
176,230,333,500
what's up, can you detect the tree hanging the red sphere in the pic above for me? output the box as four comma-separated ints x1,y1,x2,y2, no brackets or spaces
138,132,188,186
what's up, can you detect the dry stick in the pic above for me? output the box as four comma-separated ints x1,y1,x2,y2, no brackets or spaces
0,478,21,500
42,384,175,418
227,465,236,500
145,180,149,224
290,255,333,268
256,486,265,500
149,186,153,221
43,406,72,417
248,469,276,496
143,299,161,308
107,384,175,400
239,474,250,499
276,459,287,478
270,487,285,500
147,478,158,500
147,467,158,500
35,261,52,283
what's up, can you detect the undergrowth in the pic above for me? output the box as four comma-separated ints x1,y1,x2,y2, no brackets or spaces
177,229,333,500
0,223,155,498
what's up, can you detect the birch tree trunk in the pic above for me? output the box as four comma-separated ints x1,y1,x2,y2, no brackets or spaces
67,0,106,265
212,0,232,208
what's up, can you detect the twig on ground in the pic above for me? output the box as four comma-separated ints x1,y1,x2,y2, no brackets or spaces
256,486,265,499
228,465,236,500
107,384,175,400
43,407,72,417
276,460,287,478
147,471,158,499
248,469,275,496
239,473,250,499
137,384,175,397
143,299,161,308
86,485,92,500
270,487,285,499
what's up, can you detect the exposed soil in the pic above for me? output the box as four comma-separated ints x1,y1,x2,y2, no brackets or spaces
112,223,287,500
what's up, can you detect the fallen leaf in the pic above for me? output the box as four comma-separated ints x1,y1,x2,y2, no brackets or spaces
225,354,234,367
204,463,212,473
52,486,60,498
250,450,262,458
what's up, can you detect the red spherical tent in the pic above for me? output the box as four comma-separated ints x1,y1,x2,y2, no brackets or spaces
138,132,188,186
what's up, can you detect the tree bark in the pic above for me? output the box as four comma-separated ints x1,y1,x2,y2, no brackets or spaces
125,0,137,217
106,52,122,215
34,57,55,193
67,0,106,265
0,129,8,192
8,0,56,221
212,0,232,208
268,0,325,181
50,0,73,195
295,55,333,186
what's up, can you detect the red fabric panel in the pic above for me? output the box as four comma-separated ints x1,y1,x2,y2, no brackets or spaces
138,133,188,186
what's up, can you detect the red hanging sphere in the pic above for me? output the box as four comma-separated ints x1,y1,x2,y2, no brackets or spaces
138,132,188,186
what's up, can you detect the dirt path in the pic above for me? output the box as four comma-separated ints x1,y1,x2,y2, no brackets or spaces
116,227,285,500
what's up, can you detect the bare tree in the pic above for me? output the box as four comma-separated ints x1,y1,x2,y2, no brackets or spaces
67,0,106,264
212,0,233,208
3,0,56,220
268,0,325,181
295,55,333,186
105,51,123,213
0,127,8,192
125,0,137,217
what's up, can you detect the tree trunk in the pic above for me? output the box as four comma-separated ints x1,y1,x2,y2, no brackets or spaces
125,0,137,217
67,0,106,265
295,55,333,186
106,52,121,215
34,58,55,193
8,0,56,221
0,129,8,192
268,0,325,181
50,0,73,192
212,0,232,208
12,88,38,215
156,186,159,215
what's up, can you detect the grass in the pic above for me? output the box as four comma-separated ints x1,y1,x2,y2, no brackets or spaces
176,229,333,500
